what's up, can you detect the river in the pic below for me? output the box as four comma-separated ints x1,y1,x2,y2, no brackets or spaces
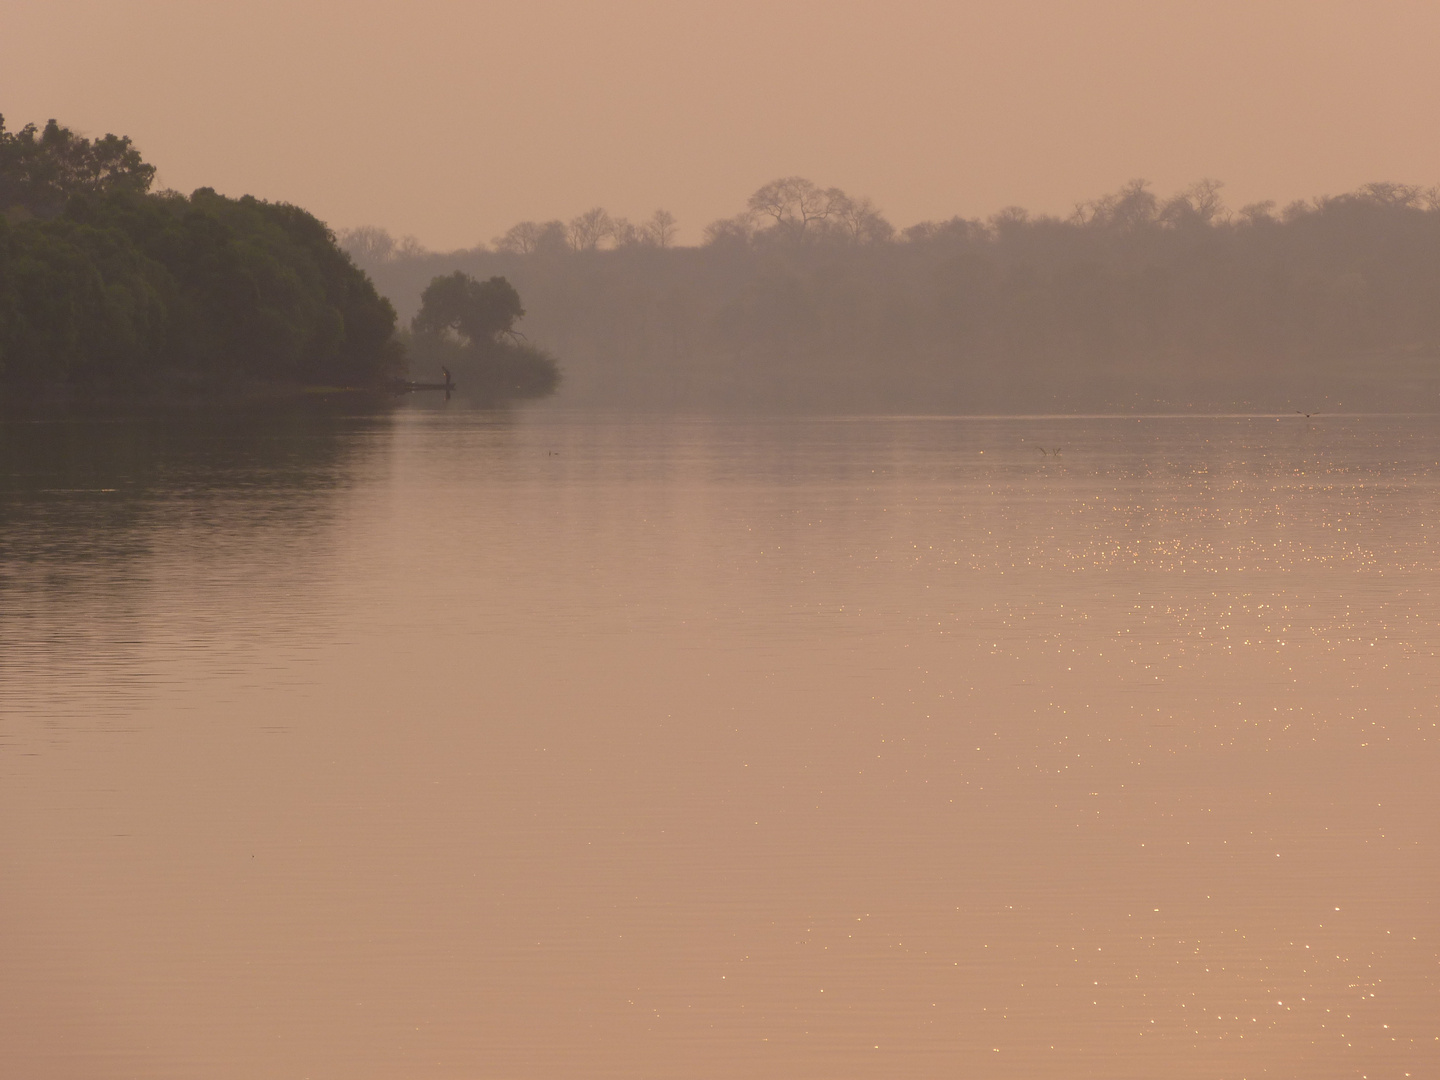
1,406,1436,1079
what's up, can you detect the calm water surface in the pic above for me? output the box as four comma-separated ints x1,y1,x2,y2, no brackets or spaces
1,408,1437,1080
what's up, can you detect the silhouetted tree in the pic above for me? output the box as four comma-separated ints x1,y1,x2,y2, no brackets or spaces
1236,201,1277,226
1159,179,1226,228
494,221,541,254
567,207,613,251
605,209,681,249
412,272,523,344
646,209,678,248
494,220,567,255
405,271,558,399
1075,179,1158,232
747,177,847,242
702,213,756,247
830,194,894,244
0,115,155,219
609,217,642,247
337,226,423,263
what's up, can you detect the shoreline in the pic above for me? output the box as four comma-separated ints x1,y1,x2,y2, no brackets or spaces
0,379,423,420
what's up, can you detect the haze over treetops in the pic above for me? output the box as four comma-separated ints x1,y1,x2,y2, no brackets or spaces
7,110,1440,414
10,2,1438,251
346,174,1440,412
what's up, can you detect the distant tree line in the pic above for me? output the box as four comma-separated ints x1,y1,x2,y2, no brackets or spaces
495,208,680,255
345,175,1440,411
0,115,403,405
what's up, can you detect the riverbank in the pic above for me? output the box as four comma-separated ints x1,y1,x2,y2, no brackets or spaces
0,377,409,419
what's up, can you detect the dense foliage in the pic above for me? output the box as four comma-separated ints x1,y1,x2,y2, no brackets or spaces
407,271,559,399
348,177,1440,412
413,271,525,341
0,116,401,402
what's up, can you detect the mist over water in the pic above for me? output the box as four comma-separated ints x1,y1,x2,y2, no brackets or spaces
349,179,1440,415
2,406,1438,1079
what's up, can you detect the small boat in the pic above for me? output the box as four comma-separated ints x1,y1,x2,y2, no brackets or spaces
391,368,457,395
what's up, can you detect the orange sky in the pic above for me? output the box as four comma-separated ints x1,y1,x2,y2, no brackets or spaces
5,0,1440,248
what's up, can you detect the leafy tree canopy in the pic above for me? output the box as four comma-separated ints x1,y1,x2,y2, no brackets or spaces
412,271,524,344
405,271,558,400
1,117,402,401
1,115,156,219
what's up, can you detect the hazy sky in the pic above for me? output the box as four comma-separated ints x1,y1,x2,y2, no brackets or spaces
6,0,1440,248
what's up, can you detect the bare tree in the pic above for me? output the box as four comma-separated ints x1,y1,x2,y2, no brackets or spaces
534,220,569,255
338,227,426,264
1079,180,1158,232
1160,179,1227,228
1281,199,1314,223
495,221,546,254
1237,200,1277,226
830,194,894,244
609,217,642,247
703,213,756,247
338,225,397,263
1357,182,1423,208
1187,178,1226,223
987,206,1031,240
568,207,613,252
747,177,846,242
902,217,977,244
494,220,570,255
645,209,678,248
